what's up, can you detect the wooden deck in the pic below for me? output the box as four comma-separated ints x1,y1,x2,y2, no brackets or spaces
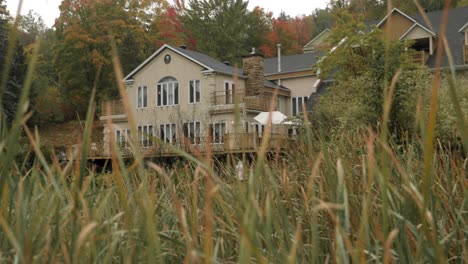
86,133,294,159
210,89,271,112
411,50,429,65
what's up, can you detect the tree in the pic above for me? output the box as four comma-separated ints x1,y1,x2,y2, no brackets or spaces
291,15,314,47
28,28,67,125
182,0,262,64
260,17,301,57
0,0,26,123
246,7,273,56
150,5,193,47
54,0,161,117
18,10,46,41
458,0,468,6
326,0,464,22
311,7,335,37
311,10,428,136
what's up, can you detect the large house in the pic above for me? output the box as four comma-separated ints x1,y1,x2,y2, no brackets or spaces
375,6,468,68
305,6,468,110
93,6,468,159
96,45,293,158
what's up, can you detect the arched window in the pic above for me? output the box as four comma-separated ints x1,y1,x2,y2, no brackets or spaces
157,77,178,106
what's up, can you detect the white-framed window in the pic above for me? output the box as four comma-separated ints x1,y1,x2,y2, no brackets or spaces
292,96,308,116
116,129,131,148
183,121,201,144
210,122,226,144
157,77,179,106
189,80,201,103
138,125,153,148
255,124,265,137
159,123,177,144
137,86,148,108
224,81,235,104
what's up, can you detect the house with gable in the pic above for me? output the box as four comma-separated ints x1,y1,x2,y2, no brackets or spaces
306,6,468,111
376,6,468,67
97,45,292,158
261,31,332,117
92,6,467,159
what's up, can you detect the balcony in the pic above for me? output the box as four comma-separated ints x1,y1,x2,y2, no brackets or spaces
411,50,429,65
86,133,294,159
210,89,271,114
100,100,127,122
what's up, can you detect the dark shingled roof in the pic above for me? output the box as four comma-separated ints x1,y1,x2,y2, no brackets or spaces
174,46,247,78
174,46,289,91
339,7,468,69
264,51,324,76
304,7,468,113
306,80,334,112
409,6,468,68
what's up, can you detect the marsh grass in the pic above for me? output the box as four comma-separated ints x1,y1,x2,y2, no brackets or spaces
0,2,467,263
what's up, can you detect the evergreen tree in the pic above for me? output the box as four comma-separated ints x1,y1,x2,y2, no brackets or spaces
0,0,26,123
183,0,264,63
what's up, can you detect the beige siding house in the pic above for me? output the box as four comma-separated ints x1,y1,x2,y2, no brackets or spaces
306,6,468,111
263,28,331,117
376,7,468,67
98,45,292,157
94,6,468,158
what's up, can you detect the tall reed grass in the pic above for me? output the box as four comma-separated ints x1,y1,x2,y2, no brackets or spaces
0,2,467,263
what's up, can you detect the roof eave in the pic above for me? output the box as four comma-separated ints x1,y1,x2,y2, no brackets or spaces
399,23,437,40
124,79,135,85
124,44,168,81
459,22,468,33
265,68,317,77
376,8,436,36
123,44,215,81
201,69,247,79
303,28,331,48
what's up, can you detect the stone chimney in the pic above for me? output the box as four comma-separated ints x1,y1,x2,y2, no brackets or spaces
242,48,264,96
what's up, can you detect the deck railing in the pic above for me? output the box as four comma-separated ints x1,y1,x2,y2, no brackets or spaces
411,50,428,65
101,100,126,116
464,45,468,64
86,133,293,158
211,89,271,111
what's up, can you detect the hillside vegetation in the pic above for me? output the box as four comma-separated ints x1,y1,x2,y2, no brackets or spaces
0,0,467,263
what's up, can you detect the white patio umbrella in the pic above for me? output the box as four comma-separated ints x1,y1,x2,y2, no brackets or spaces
253,111,288,125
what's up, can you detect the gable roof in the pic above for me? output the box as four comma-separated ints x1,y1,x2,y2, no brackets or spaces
303,29,331,49
365,7,467,68
410,6,468,68
124,44,246,81
174,46,247,78
377,8,437,36
399,22,436,40
264,51,323,76
306,80,333,112
460,22,468,32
